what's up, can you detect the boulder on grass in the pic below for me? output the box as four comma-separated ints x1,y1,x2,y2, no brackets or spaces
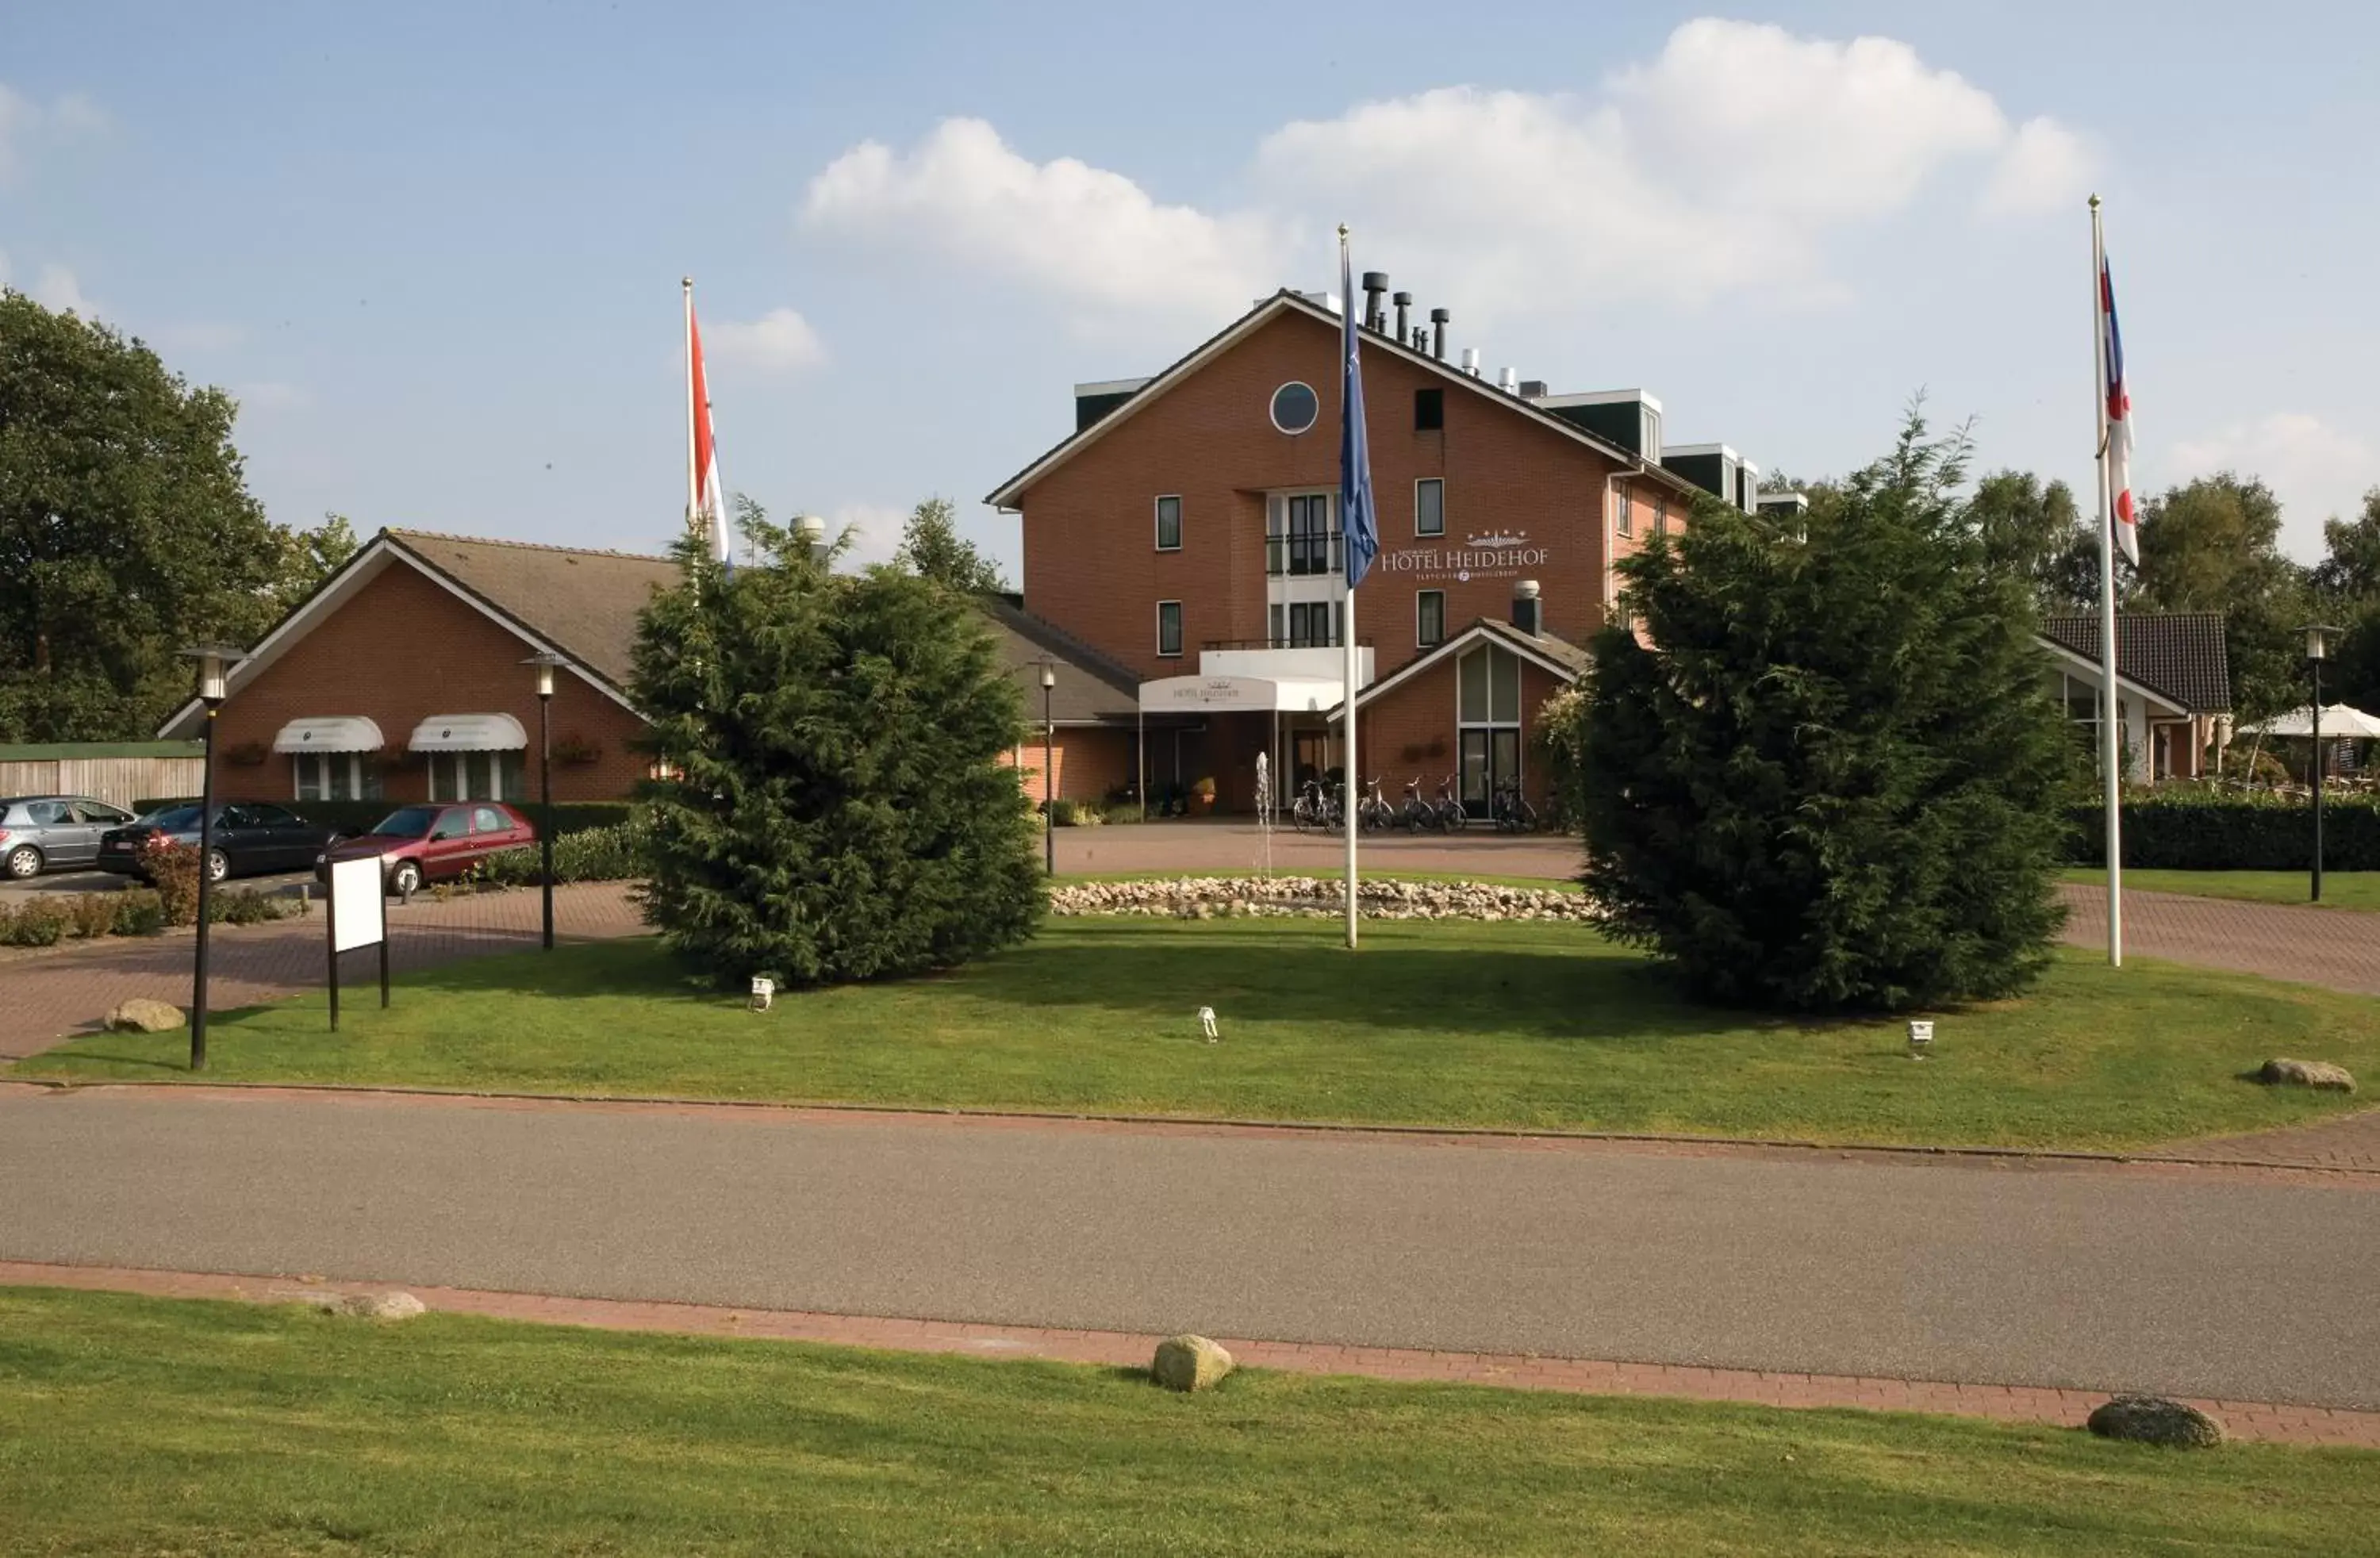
2256,1058,2357,1093
1151,1334,1234,1392
2086,1395,2225,1448
342,1291,427,1321
104,998,185,1033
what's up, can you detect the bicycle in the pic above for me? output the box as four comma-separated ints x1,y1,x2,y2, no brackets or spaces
1395,777,1437,833
1357,776,1396,832
1491,781,1538,834
1291,779,1333,833
1433,773,1468,832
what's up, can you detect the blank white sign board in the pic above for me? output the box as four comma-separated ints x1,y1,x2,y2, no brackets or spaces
330,856,386,953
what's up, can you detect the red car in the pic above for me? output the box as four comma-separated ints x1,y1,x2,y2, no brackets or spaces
320,802,538,896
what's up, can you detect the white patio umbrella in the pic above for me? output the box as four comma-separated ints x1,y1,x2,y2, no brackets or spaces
2240,704,2380,739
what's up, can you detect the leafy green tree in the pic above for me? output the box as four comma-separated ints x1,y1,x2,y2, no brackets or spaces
894,496,1009,594
0,292,355,739
1575,413,2071,1012
1967,470,2100,613
2313,489,2380,604
272,512,359,610
2132,474,2310,720
631,504,1043,987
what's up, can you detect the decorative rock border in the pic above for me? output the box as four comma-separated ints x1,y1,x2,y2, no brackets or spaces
1050,876,1599,923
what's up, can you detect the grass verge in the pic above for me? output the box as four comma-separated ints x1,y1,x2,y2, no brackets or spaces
2,1286,2372,1556
15,919,2374,1150
2064,869,2380,912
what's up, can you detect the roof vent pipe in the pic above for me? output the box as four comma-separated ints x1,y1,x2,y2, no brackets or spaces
1429,307,1449,360
1392,290,1412,341
1498,366,1519,394
1361,271,1389,332
1461,347,1481,376
1512,580,1542,636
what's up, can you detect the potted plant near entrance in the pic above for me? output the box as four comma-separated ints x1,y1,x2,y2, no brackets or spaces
1188,777,1218,816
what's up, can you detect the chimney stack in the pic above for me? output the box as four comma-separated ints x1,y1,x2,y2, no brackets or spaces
1461,347,1481,376
1361,271,1389,332
1429,307,1449,360
1498,366,1519,394
1392,290,1412,341
1512,580,1542,636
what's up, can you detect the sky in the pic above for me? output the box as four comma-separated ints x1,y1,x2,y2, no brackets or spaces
5,2,2375,573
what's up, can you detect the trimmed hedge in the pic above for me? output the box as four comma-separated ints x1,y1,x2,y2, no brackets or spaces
130,799,635,838
2064,792,2380,871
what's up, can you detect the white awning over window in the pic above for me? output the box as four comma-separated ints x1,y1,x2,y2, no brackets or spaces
408,712,529,752
272,716,386,754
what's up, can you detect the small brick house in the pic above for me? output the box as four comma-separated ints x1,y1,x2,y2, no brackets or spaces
159,528,1163,810
985,282,1773,815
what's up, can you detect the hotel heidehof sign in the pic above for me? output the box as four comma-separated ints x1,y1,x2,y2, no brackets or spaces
1371,530,1549,584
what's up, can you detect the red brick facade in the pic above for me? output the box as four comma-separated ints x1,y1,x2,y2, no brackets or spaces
996,727,1137,808
211,562,650,806
1012,307,1668,685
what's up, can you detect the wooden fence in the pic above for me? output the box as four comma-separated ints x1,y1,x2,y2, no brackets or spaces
0,751,207,812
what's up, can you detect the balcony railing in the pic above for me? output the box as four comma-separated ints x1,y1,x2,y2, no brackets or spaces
1265,532,1344,578
1201,637,1377,653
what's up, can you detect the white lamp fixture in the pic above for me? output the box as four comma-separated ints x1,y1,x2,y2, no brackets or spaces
181,643,247,704
1907,1019,1934,1059
750,976,776,1012
2305,623,2339,662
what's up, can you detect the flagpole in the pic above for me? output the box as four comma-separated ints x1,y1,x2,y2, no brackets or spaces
1345,573,1359,949
2091,196,2123,968
683,277,701,544
1338,224,1361,951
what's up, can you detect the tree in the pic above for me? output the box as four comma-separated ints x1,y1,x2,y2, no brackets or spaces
2132,474,2310,720
271,512,359,611
1574,413,2071,1012
895,497,1009,594
631,505,1043,987
0,292,359,739
1966,470,2100,613
2313,489,2380,604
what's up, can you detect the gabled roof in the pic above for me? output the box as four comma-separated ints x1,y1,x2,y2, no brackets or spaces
985,290,1699,510
980,597,1165,726
2040,612,2231,713
157,529,679,737
1328,616,1589,722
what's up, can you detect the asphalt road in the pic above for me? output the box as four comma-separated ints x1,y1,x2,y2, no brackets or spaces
3,1086,2374,1409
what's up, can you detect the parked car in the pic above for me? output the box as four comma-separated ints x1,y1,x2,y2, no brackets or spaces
0,795,139,879
97,803,344,884
317,802,538,896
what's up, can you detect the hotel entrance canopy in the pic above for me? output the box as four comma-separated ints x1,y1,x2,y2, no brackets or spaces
1137,673,1343,715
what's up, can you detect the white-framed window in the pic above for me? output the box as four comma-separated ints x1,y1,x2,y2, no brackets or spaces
1269,381,1319,435
1415,477,1445,538
1615,485,1633,537
1416,589,1445,647
1157,601,1183,658
293,753,382,802
1287,601,1343,648
428,751,526,802
1269,603,1285,647
1154,494,1182,551
1456,643,1526,815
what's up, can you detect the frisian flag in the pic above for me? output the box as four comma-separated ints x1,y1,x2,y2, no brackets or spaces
2100,254,2136,566
685,282,729,568
1338,240,1378,589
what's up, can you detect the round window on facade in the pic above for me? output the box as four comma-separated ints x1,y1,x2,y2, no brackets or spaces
1269,381,1319,435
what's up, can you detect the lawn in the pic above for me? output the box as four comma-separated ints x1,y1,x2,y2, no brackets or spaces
18,918,2376,1150
1,1287,2370,1557
2065,868,2380,912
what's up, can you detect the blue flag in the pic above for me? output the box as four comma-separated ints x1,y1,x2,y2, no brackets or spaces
1338,239,1378,589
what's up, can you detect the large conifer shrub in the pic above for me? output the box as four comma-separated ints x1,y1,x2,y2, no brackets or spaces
1576,417,2071,1011
631,516,1042,986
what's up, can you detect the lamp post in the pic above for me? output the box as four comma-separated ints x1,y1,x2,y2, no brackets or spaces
180,643,246,1071
523,653,567,950
2305,624,2340,903
1041,661,1057,877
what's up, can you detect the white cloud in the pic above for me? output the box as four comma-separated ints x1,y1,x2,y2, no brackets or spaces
0,83,107,183
2169,413,2377,559
1981,117,2098,216
800,21,2092,330
31,262,94,316
708,306,829,375
803,117,1280,323
827,502,909,571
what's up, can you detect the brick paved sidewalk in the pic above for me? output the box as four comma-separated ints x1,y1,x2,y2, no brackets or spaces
6,1259,2372,1448
0,883,647,1060
2057,881,2380,996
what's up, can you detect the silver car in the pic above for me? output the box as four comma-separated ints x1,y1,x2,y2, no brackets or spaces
0,795,140,879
